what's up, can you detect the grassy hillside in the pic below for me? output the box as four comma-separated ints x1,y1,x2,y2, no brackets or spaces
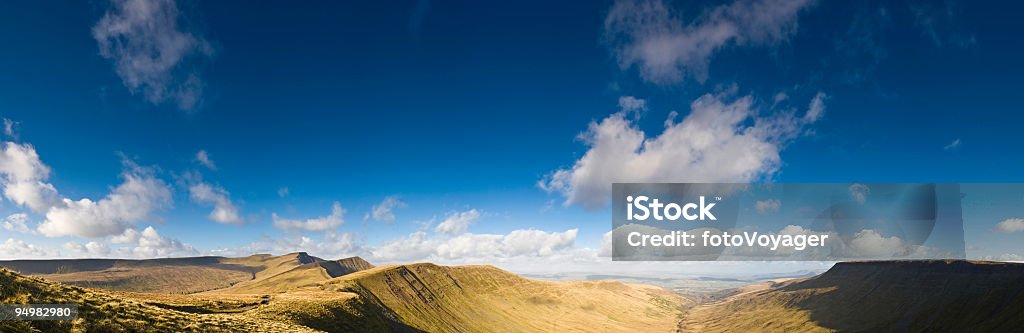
0,252,376,294
214,254,376,294
680,260,1024,332
319,263,690,333
2,255,688,332
0,257,254,294
0,267,318,333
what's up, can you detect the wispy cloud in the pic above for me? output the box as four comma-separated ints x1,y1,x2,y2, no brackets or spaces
273,202,346,232
910,0,976,48
603,0,815,85
195,150,216,170
944,138,961,150
434,209,480,235
92,0,214,111
188,181,241,224
365,196,407,223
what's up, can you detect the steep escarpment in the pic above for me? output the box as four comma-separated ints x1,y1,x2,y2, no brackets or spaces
680,260,1024,332
321,263,688,333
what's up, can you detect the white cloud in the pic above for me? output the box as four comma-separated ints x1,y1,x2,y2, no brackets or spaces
111,228,142,244
618,96,648,113
755,199,781,214
64,241,111,256
277,187,289,198
128,226,197,257
845,229,910,257
541,92,823,208
603,0,813,85
848,183,869,204
2,213,32,234
944,138,961,150
37,162,172,238
3,118,17,139
0,238,58,259
273,202,345,232
805,92,827,122
188,181,241,224
92,0,214,110
434,209,481,235
0,142,60,213
209,232,360,260
371,231,438,262
195,150,216,170
365,196,406,223
995,218,1024,233
372,228,578,263
983,253,1024,262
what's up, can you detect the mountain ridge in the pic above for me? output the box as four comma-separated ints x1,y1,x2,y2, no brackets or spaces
679,260,1024,332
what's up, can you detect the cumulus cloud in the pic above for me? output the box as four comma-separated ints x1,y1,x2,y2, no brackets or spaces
209,232,361,260
188,181,241,224
277,187,289,198
994,218,1024,233
541,92,824,208
37,161,173,238
755,199,781,214
372,228,578,263
273,202,345,232
365,196,406,223
371,231,438,262
92,0,214,110
434,209,481,235
195,150,216,170
2,213,32,234
603,0,814,85
0,238,58,259
113,226,197,257
64,241,111,256
0,142,60,213
844,229,911,257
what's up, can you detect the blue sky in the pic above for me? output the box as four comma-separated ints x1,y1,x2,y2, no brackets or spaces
1,0,1022,273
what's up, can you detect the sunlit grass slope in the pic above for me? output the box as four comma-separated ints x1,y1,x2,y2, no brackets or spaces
0,267,318,333
319,263,690,333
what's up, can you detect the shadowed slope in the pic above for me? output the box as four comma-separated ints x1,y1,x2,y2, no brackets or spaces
680,260,1024,332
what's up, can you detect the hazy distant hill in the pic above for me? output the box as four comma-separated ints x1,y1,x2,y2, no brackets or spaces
679,260,1024,332
0,252,375,294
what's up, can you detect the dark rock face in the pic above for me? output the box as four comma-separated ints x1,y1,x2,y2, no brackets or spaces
782,260,1024,332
